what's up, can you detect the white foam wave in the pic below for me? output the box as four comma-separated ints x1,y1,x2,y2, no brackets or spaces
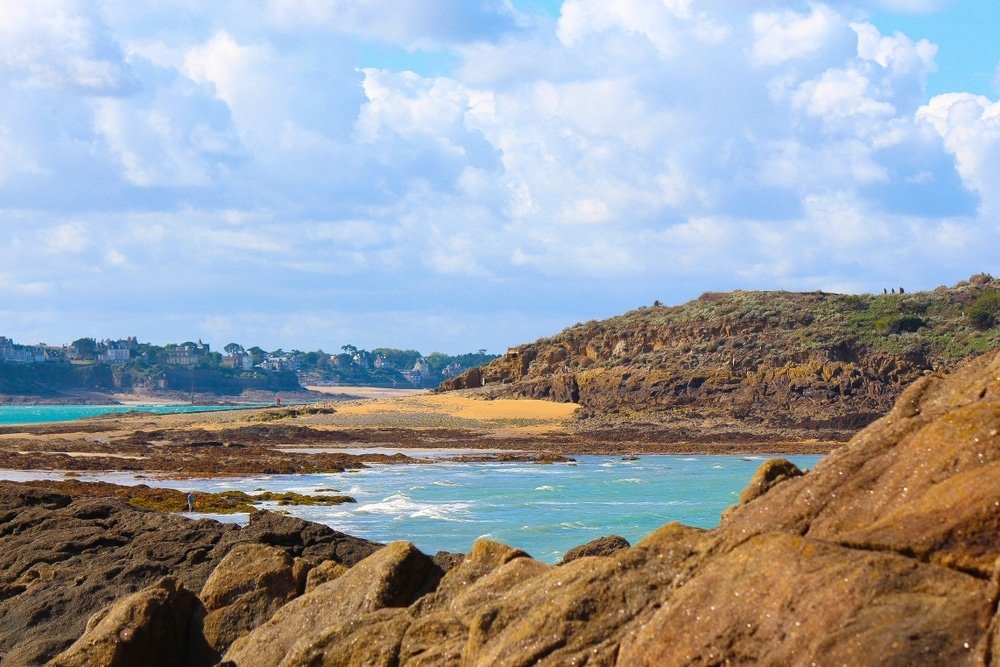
535,485,557,491
357,493,472,522
614,478,649,484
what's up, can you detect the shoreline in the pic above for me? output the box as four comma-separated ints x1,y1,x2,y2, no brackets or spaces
0,390,842,478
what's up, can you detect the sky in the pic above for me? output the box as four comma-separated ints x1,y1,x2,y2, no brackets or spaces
1,0,999,354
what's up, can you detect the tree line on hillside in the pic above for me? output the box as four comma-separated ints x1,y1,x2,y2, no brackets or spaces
0,336,499,391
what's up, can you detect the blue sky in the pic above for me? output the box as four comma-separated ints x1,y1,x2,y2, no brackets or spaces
1,0,999,354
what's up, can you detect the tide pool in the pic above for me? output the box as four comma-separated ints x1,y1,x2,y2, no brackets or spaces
3,454,822,562
0,404,258,425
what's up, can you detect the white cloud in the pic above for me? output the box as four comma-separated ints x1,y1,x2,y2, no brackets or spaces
48,223,91,254
751,5,854,67
867,0,952,14
917,93,1000,213
0,0,998,351
0,0,132,93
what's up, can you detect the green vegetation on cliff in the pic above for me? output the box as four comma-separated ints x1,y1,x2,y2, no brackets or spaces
441,274,1000,439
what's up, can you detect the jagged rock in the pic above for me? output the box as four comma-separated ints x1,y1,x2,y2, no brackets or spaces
199,544,309,655
48,576,203,667
617,531,993,665
460,523,709,665
303,560,347,593
432,550,465,573
559,534,630,564
402,539,549,665
223,541,442,667
0,494,381,665
410,539,531,616
736,457,803,505
276,607,413,667
441,281,1000,440
720,349,1000,576
235,510,381,566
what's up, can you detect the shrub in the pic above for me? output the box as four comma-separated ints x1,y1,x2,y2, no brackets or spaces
875,315,926,334
968,289,1000,329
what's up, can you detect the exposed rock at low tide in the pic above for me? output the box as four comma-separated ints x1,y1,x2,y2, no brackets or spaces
558,534,630,564
0,490,379,666
2,349,999,665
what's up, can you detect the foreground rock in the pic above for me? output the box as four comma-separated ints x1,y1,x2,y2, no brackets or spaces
0,492,379,666
5,348,1000,665
218,348,998,665
49,577,203,667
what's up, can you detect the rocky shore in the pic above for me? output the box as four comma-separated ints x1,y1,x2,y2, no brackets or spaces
1,349,997,665
442,279,1000,443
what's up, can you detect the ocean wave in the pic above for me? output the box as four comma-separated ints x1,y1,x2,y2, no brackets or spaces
431,480,464,487
613,478,649,484
534,485,558,491
356,493,473,522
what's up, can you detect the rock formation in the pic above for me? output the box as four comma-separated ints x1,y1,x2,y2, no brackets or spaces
2,348,999,665
442,279,1000,441
0,493,378,666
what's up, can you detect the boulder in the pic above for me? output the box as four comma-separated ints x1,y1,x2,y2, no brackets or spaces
460,523,710,665
199,544,309,655
235,510,381,566
0,496,240,666
303,560,347,594
736,457,803,505
0,492,381,665
720,349,1000,576
617,531,993,665
559,534,630,564
223,541,442,666
48,577,202,667
275,607,413,667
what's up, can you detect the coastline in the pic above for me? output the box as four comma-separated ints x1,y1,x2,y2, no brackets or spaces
0,389,839,481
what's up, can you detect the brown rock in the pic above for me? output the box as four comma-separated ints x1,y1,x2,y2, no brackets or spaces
618,531,993,666
402,542,550,665
736,457,803,505
461,523,710,666
0,489,381,665
559,534,630,564
721,349,1000,576
275,607,412,667
49,576,201,667
303,560,347,593
199,544,308,655
412,539,530,615
223,541,441,666
235,510,381,566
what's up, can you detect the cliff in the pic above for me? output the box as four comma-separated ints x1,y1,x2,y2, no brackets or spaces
4,348,999,664
442,274,1000,439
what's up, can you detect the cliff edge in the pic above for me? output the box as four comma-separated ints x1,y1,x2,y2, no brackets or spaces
442,275,1000,440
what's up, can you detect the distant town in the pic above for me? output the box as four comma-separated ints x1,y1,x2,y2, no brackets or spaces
0,335,497,392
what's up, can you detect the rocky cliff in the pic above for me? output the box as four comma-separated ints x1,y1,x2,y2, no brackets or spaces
4,347,999,665
442,274,1000,440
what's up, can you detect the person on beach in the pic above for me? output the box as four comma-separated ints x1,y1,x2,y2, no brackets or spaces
187,492,195,512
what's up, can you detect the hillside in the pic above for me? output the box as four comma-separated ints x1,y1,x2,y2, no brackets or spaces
441,273,1000,440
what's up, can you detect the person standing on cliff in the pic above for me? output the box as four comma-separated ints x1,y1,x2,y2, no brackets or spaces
187,491,195,512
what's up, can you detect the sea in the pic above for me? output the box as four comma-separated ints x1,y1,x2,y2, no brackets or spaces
1,453,823,563
0,403,258,425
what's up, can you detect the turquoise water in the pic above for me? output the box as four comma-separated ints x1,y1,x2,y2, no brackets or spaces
3,454,822,562
0,404,257,425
